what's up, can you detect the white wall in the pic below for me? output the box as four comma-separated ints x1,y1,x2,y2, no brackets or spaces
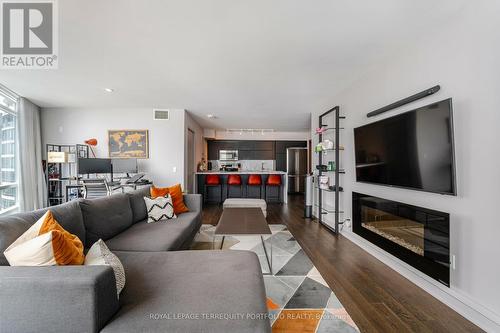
312,2,500,331
184,112,204,192
41,108,187,187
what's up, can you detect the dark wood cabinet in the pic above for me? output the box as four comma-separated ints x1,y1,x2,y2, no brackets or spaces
207,140,276,160
238,150,251,160
207,140,219,160
275,153,287,171
207,140,306,161
275,140,307,154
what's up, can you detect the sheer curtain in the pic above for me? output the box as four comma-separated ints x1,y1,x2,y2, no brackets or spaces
18,97,46,211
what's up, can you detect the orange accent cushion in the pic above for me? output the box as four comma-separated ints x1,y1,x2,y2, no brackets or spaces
205,174,220,185
3,210,84,266
227,174,242,185
267,174,282,186
39,211,85,265
248,174,262,185
150,184,189,215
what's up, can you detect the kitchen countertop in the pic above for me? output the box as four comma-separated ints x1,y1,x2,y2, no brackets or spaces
195,171,287,174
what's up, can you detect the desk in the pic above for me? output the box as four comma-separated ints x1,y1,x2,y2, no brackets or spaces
65,181,152,201
119,181,153,192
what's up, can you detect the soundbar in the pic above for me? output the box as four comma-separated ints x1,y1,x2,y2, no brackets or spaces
367,85,440,118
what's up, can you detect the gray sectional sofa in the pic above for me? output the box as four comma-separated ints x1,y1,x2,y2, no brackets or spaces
0,186,271,333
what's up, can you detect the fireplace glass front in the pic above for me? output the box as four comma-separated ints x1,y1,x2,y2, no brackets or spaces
353,192,450,286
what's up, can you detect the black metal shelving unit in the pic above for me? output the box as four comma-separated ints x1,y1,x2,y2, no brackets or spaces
46,144,88,206
315,106,345,234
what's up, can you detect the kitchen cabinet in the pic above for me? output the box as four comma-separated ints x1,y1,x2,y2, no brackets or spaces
275,141,307,154
275,153,287,171
207,140,306,161
207,140,276,160
207,141,219,160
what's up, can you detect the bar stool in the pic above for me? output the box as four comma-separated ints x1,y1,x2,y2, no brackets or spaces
265,174,282,203
247,174,263,199
227,174,243,198
204,174,222,204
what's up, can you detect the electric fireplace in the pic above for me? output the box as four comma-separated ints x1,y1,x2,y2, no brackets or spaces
352,192,450,286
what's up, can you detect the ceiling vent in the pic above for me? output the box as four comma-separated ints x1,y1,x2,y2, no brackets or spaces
153,109,169,120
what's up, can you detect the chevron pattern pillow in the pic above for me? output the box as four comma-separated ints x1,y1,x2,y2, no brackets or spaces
144,195,177,223
85,239,125,296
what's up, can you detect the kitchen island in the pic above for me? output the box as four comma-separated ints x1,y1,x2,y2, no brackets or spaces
195,171,288,204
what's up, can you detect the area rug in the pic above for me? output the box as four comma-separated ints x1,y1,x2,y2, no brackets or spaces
191,224,359,333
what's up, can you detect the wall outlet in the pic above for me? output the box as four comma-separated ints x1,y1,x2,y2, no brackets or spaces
451,255,456,270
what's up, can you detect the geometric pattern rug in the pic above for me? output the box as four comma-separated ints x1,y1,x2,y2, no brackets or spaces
191,224,359,332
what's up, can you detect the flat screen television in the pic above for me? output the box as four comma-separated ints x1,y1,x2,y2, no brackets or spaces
354,98,456,195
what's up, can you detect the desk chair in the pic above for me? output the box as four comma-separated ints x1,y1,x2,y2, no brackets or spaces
82,179,111,199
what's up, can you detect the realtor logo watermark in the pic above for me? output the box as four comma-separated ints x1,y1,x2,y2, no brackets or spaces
1,0,58,69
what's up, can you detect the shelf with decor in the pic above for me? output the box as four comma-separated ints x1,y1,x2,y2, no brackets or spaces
313,106,344,234
315,185,343,193
314,127,345,133
46,144,89,206
314,202,344,214
316,147,345,152
316,170,346,174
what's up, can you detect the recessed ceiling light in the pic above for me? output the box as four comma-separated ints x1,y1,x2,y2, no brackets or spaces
104,88,114,93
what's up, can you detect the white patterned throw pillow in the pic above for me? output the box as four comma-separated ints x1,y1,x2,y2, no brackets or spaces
144,195,177,223
85,239,125,296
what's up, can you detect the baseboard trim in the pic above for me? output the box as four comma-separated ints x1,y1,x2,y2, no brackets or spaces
341,229,500,332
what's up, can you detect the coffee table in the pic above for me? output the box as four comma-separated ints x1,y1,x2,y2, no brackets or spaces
214,207,273,274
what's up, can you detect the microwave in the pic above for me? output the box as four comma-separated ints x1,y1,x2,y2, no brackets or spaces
219,150,238,161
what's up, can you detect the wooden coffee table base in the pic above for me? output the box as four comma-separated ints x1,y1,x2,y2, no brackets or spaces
213,207,273,274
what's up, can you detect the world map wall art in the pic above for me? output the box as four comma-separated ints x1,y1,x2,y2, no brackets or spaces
108,130,149,158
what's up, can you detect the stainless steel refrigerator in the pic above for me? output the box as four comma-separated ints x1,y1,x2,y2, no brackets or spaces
287,147,308,193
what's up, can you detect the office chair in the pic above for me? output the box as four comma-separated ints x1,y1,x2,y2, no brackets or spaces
82,179,111,199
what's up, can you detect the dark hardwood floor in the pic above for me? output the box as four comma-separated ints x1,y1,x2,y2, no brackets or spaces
202,195,482,333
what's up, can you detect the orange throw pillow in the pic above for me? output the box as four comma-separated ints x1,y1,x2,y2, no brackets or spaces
4,211,85,266
150,184,189,215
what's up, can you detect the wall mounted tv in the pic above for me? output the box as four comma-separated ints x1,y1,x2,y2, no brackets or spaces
354,98,456,195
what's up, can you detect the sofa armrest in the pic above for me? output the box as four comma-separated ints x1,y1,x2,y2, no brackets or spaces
0,266,119,333
183,194,202,213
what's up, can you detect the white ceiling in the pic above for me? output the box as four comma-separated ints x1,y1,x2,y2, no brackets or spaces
0,0,468,130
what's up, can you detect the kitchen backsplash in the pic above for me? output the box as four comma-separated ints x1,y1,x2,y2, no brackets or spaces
209,160,275,171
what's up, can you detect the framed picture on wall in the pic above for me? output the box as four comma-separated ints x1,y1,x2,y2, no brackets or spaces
108,129,149,158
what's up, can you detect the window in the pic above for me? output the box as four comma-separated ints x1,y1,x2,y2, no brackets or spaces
0,85,18,215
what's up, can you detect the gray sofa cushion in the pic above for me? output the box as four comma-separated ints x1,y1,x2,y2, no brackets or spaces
0,200,85,265
102,250,271,333
125,186,151,223
80,194,133,246
105,211,201,252
0,265,119,332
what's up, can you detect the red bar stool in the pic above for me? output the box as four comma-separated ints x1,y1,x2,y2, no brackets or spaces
204,174,222,204
227,174,243,198
265,174,282,203
247,174,262,199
